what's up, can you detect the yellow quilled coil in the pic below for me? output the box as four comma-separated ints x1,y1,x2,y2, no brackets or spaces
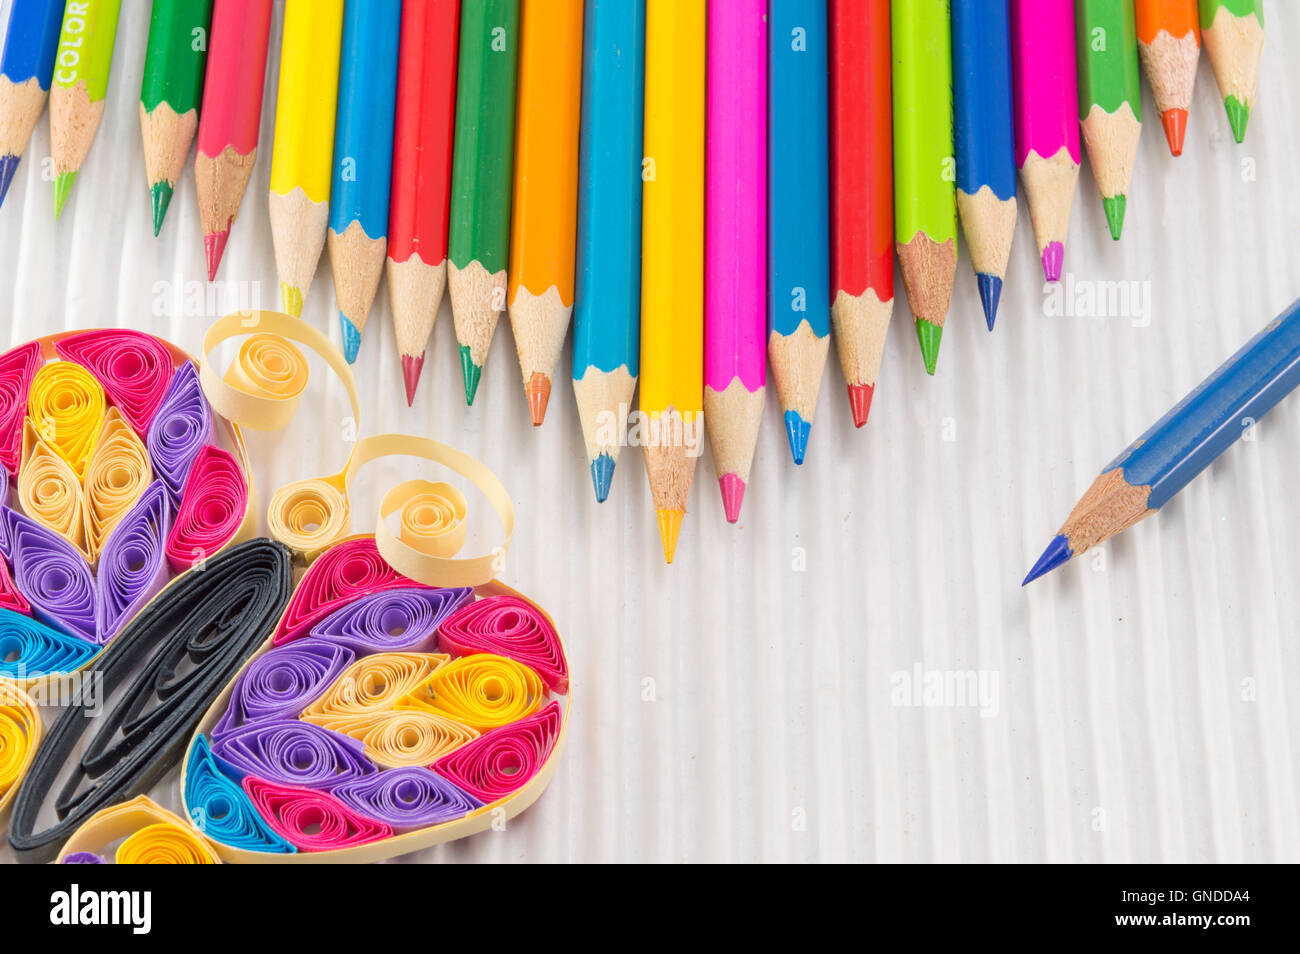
299,652,449,730
323,709,478,768
18,419,90,560
0,680,41,812
398,654,547,732
27,361,106,480
83,407,153,560
116,822,220,864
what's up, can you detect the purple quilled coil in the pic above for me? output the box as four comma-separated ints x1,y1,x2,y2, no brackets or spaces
96,481,171,645
331,767,484,832
61,852,106,864
2,507,96,643
146,362,212,507
309,586,474,654
211,719,378,790
212,641,356,738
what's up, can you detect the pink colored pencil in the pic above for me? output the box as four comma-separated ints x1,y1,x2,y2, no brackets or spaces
1011,0,1079,283
703,0,766,525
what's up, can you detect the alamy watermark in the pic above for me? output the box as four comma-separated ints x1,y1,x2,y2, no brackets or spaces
1043,274,1152,327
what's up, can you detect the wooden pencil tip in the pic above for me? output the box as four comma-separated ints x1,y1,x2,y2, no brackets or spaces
150,181,173,236
204,229,229,281
52,171,76,218
0,155,19,209
847,384,874,429
280,282,303,318
401,353,424,407
590,454,615,503
1023,534,1073,585
1161,109,1188,156
719,473,745,524
526,373,551,426
1041,242,1064,283
1224,96,1250,144
656,508,684,564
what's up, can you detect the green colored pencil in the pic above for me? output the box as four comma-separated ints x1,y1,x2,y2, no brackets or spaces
891,0,957,376
1199,0,1264,143
140,0,214,235
1075,0,1141,241
50,0,122,217
447,0,520,405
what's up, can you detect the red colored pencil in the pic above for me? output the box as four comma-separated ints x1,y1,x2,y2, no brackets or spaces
387,0,460,406
830,0,893,429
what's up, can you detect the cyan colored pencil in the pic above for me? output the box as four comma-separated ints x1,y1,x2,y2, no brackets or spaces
0,0,64,209
572,0,645,503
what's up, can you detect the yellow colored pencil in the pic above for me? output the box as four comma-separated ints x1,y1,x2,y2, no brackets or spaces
640,0,704,565
506,0,583,426
268,0,344,317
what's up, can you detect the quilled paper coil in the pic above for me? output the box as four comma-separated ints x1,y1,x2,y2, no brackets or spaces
0,609,97,681
437,595,570,693
0,557,26,616
323,709,478,769
299,652,447,728
184,735,296,853
2,509,97,643
0,342,42,478
95,482,171,645
55,795,223,865
242,776,394,851
308,585,473,654
0,679,41,820
147,362,214,506
399,654,547,732
166,444,249,571
332,768,483,832
18,419,89,560
433,701,564,804
55,329,174,437
211,719,378,790
26,361,105,480
83,407,153,560
212,640,357,738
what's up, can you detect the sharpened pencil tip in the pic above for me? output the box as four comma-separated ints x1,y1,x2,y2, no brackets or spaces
1224,96,1249,144
0,155,19,209
204,229,229,281
280,282,303,317
459,345,481,406
916,319,942,376
1102,195,1127,241
656,508,684,564
847,383,874,428
976,274,1002,331
401,353,424,407
590,454,615,503
719,473,746,524
1041,242,1064,283
339,312,361,363
150,181,173,236
52,171,76,218
526,372,551,426
783,410,810,465
1023,534,1073,585
1161,108,1188,156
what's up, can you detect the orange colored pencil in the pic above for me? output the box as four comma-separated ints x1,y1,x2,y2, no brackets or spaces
1135,0,1199,156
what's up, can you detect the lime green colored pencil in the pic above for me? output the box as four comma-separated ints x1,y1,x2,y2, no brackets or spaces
891,0,957,376
1198,0,1264,143
1075,0,1142,240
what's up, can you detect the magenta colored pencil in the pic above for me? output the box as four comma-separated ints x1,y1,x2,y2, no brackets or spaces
703,0,766,525
1011,0,1079,282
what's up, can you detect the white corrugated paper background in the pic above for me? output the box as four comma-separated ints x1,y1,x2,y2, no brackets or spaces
1,1,1298,863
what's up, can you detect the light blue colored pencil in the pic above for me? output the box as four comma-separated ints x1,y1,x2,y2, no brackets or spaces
768,0,830,465
327,0,401,364
572,0,645,503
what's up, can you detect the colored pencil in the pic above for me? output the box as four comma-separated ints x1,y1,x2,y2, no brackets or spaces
891,0,956,376
0,0,64,210
194,0,272,280
507,0,583,426
1199,0,1264,144
573,0,645,503
388,0,460,403
328,0,401,365
703,0,763,521
1025,296,1300,585
829,0,892,427
1011,0,1079,284
268,0,344,317
640,0,703,564
1076,0,1142,240
140,0,213,235
952,0,1017,330
768,0,830,464
49,0,121,217
1135,1,1199,156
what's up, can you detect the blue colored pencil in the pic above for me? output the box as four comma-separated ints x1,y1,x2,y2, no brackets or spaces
572,0,645,503
0,0,64,208
952,0,1017,331
768,0,830,466
1025,296,1300,584
327,0,401,364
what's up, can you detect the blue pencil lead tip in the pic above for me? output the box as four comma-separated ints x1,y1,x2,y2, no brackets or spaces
1023,534,1073,586
977,274,1002,331
339,313,361,364
0,155,19,209
590,454,615,503
784,410,811,465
